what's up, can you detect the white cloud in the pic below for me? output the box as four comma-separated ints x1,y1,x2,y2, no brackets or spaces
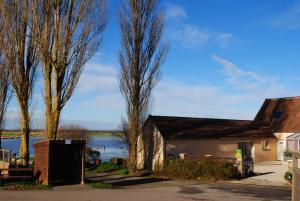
271,3,300,30
165,3,234,49
151,60,293,120
212,54,289,97
65,56,296,127
216,33,233,48
165,3,187,19
152,78,257,119
78,63,118,94
172,25,210,48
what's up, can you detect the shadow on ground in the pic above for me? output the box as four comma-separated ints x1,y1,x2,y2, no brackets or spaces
242,171,275,179
85,173,168,187
208,183,291,201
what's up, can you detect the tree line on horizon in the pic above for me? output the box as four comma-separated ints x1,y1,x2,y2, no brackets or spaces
0,0,168,174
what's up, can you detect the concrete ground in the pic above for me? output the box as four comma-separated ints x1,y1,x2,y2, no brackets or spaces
230,161,290,186
0,182,291,201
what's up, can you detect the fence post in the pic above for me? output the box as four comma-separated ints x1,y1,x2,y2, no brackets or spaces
292,151,300,201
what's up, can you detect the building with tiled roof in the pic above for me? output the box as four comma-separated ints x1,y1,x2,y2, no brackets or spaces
137,96,300,170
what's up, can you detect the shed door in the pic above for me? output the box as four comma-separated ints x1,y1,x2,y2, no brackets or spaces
277,140,284,161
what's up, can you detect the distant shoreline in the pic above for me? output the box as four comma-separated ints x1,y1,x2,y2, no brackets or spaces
1,130,124,139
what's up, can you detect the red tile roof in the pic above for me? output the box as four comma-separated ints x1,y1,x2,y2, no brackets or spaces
255,96,300,133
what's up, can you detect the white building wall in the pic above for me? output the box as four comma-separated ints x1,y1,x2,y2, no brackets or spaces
137,135,144,169
152,129,164,171
274,133,295,160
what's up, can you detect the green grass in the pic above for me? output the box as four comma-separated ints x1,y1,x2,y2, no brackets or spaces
0,181,52,191
116,167,129,175
1,131,42,137
94,162,121,173
89,182,114,189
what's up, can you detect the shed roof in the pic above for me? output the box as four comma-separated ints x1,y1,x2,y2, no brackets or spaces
254,96,300,133
146,115,274,140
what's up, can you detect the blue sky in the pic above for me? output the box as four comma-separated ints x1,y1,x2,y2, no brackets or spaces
7,0,300,130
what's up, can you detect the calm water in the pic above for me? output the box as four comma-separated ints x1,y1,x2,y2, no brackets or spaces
1,136,128,161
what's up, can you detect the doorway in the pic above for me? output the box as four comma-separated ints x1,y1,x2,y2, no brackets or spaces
277,140,284,161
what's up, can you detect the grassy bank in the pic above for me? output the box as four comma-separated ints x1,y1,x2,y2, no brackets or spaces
1,131,42,138
87,131,124,138
1,130,124,138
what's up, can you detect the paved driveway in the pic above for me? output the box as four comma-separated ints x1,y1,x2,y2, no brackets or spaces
231,161,290,186
0,183,291,201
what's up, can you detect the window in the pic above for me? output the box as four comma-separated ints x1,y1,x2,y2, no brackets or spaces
261,140,270,150
272,110,282,119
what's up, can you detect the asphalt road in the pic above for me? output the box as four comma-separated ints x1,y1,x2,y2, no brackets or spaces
0,183,291,201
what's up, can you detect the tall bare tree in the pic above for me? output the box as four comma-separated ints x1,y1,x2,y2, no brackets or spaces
0,0,38,166
31,0,107,139
0,56,11,149
118,0,168,173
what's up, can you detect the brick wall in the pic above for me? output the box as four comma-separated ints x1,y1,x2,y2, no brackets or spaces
33,141,50,184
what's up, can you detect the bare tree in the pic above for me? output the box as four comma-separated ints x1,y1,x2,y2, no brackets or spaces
118,0,169,173
31,0,107,139
0,0,38,166
0,56,11,149
57,124,88,140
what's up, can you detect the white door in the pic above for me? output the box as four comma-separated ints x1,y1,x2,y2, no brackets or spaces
277,140,284,160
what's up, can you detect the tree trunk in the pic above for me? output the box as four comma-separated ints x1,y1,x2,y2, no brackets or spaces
128,141,138,173
45,95,60,140
128,104,139,173
45,109,60,140
19,105,30,167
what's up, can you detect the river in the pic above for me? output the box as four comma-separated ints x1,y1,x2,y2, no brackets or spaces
1,136,128,161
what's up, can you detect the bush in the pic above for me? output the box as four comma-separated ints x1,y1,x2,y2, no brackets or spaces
160,157,236,182
284,151,293,157
284,171,292,183
94,162,121,173
57,124,88,140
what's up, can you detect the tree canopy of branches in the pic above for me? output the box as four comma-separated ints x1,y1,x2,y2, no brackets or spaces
31,0,107,139
0,0,38,166
118,0,168,173
0,56,11,149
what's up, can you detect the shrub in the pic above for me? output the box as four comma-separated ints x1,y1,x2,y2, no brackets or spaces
160,157,236,182
57,124,88,140
284,171,292,183
94,162,121,173
284,151,293,157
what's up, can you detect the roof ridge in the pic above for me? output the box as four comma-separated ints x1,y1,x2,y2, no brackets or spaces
266,96,300,100
149,114,251,122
